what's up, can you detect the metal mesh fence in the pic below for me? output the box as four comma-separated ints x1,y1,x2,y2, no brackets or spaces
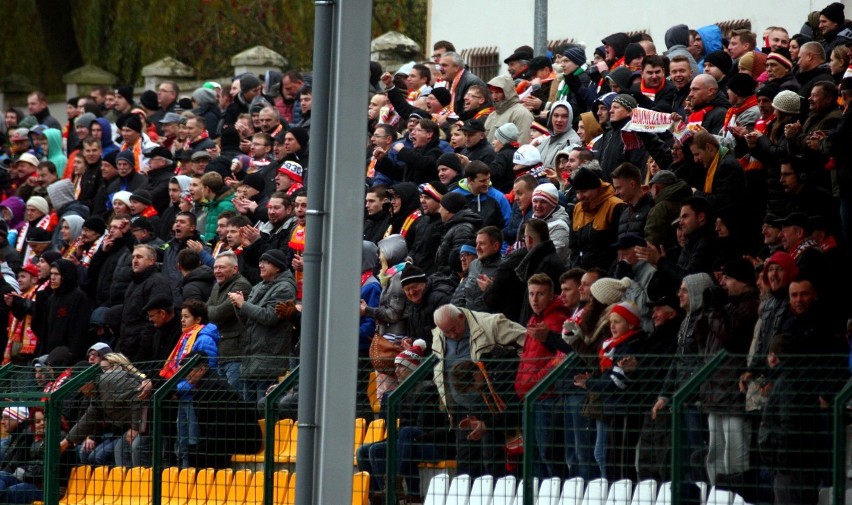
2,349,850,505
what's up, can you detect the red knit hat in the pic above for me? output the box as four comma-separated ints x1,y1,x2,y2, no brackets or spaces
394,339,427,373
761,251,799,287
610,301,641,328
277,160,304,184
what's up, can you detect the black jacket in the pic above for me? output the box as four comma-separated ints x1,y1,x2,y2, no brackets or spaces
375,137,443,184
515,240,565,323
406,276,456,346
409,213,443,275
694,91,731,135
655,223,718,289
461,139,496,165
363,211,392,244
141,165,176,214
181,265,215,302
795,64,834,105
78,162,103,213
693,150,747,212
86,232,135,307
434,209,483,271
617,193,654,239
483,247,527,323
489,145,517,194
116,265,172,362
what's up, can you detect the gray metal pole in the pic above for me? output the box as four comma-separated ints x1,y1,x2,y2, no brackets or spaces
295,0,371,504
533,0,548,56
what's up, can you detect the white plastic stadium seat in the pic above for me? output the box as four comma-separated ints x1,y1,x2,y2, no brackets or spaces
446,474,471,505
581,478,608,505
629,480,658,505
536,477,561,505
604,479,632,505
515,478,539,504
469,475,494,505
705,487,734,505
425,473,451,505
492,475,517,505
559,477,585,505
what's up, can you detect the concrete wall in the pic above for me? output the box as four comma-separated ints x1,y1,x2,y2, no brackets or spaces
428,0,846,63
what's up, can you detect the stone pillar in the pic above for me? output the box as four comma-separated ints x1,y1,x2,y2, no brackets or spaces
62,64,118,100
370,31,421,74
230,46,287,78
140,57,195,91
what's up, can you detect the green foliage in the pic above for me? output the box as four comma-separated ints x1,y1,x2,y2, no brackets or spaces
0,0,427,93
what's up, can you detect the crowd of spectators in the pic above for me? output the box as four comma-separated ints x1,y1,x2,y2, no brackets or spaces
0,3,851,504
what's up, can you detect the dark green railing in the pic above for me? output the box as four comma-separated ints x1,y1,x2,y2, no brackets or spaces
670,350,727,504
522,353,581,505
263,366,299,504
832,377,852,505
151,354,200,505
385,354,438,505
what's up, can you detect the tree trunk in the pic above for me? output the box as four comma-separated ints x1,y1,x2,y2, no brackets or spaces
34,0,85,76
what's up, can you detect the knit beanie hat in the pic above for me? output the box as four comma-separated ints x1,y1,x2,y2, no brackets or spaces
512,144,543,168
440,192,467,214
704,50,732,74
82,216,106,235
243,171,267,194
610,301,641,328
738,52,755,74
116,149,136,169
240,73,262,93
594,46,606,60
437,152,462,172
46,179,75,211
288,127,310,149
756,82,781,100
418,181,447,202
563,47,587,66
532,183,559,207
571,167,602,190
112,191,133,209
772,90,801,114
428,87,452,107
613,94,638,111
399,265,427,287
115,86,134,104
495,123,520,144
278,161,304,184
139,90,158,111
727,73,756,98
129,189,153,206
75,112,97,130
821,2,845,25
590,277,632,305
767,48,793,70
761,251,799,287
722,258,757,286
2,406,28,422
394,339,428,372
117,112,142,134
624,43,646,64
26,196,49,216
259,249,289,271
87,342,113,358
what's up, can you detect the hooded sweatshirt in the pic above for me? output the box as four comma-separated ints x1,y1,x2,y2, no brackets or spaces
41,258,92,360
44,128,67,178
484,75,535,146
664,24,701,76
95,118,119,157
660,272,715,397
696,25,723,67
536,100,582,169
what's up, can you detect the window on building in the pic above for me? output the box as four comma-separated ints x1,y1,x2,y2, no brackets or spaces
460,47,500,82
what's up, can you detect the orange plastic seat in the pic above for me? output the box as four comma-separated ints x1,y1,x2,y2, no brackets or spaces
162,467,197,505
117,467,152,505
223,469,252,505
205,468,233,505
278,423,299,464
282,471,296,505
185,468,215,505
352,471,370,505
80,466,110,505
352,418,367,465
274,470,289,505
59,465,92,505
99,466,127,505
232,419,267,462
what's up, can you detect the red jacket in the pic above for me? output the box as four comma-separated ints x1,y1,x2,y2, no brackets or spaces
515,298,571,399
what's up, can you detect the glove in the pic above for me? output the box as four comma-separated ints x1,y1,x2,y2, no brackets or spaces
275,300,298,321
562,320,585,345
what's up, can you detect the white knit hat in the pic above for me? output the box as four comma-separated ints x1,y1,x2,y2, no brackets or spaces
394,339,427,373
590,277,632,305
532,183,559,207
772,90,801,115
112,190,133,209
26,196,50,216
2,406,29,422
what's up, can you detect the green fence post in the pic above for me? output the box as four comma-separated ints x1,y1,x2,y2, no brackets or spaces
385,354,438,505
521,353,581,505
670,350,727,504
43,365,100,505
832,379,852,505
152,355,200,505
262,366,299,505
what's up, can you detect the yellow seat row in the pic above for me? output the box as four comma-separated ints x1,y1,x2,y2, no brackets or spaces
58,465,370,505
229,418,388,467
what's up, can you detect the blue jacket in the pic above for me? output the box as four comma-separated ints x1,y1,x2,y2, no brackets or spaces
454,180,512,231
176,323,220,396
359,277,382,354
